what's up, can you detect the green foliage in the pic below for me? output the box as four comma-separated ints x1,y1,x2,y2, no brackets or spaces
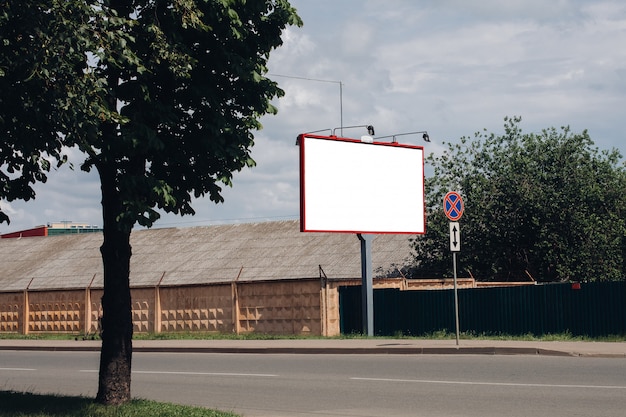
0,0,302,230
0,0,90,223
0,391,239,417
410,116,626,282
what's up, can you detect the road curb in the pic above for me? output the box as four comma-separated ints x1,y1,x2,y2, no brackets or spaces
2,344,623,357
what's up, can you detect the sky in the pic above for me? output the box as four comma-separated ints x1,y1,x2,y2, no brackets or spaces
2,0,626,234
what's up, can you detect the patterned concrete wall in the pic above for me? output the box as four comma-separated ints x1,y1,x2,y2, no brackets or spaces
159,285,233,333
132,288,154,333
26,290,84,333
0,292,22,333
324,281,342,336
0,278,485,337
237,280,322,335
0,279,330,336
88,289,104,336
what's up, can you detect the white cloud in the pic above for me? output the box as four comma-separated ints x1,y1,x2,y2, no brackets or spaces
2,0,625,234
419,0,585,22
341,20,375,56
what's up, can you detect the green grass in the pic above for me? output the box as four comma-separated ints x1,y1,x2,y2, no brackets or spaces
0,331,318,341
132,331,312,341
0,333,85,340
386,329,626,342
0,391,239,417
1,330,625,342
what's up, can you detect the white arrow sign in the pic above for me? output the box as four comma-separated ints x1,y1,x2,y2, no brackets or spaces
449,222,460,252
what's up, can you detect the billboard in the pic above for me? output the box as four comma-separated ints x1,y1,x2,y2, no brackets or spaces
297,133,425,234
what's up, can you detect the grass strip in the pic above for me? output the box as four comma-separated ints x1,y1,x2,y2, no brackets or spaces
1,331,624,342
0,391,239,417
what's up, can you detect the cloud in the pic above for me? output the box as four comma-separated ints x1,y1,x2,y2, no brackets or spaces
418,0,587,22
2,0,625,234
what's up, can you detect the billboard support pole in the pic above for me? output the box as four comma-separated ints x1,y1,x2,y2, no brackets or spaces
358,233,374,336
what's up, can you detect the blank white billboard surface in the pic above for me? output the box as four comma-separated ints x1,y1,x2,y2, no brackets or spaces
298,134,425,234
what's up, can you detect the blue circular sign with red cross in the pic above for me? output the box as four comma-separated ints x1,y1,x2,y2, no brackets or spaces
443,191,464,221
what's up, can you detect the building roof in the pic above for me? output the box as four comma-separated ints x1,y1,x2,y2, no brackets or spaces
0,220,415,291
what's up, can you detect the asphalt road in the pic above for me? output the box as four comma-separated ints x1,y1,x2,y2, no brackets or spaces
2,350,626,417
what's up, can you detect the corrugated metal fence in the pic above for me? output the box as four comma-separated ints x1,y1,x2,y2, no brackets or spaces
339,281,626,337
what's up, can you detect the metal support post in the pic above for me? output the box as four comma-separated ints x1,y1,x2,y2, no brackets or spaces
453,252,460,346
358,233,374,336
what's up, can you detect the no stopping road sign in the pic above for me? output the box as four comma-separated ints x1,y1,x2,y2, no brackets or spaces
444,191,464,221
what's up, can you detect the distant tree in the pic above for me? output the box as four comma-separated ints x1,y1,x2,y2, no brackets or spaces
409,116,626,282
0,0,301,405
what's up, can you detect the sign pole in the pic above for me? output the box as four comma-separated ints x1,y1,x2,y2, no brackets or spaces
453,251,460,346
450,221,461,346
444,191,464,347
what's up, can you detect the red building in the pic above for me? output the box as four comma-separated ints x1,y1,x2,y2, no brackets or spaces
1,222,102,238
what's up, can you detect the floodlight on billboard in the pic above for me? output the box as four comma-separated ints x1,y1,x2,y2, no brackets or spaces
297,133,426,234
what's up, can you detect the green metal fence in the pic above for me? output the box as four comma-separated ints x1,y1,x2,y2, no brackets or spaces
339,281,626,337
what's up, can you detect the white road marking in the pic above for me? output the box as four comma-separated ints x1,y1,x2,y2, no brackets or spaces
351,377,626,390
0,367,36,371
134,370,278,377
80,369,277,377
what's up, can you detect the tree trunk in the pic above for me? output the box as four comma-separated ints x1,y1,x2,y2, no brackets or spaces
95,163,133,405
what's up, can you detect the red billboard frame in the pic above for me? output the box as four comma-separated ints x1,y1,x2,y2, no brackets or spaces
297,133,426,234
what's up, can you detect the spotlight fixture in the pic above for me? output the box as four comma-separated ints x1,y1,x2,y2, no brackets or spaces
375,130,431,143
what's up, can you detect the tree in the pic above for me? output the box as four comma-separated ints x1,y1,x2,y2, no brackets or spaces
1,0,301,405
409,116,626,282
